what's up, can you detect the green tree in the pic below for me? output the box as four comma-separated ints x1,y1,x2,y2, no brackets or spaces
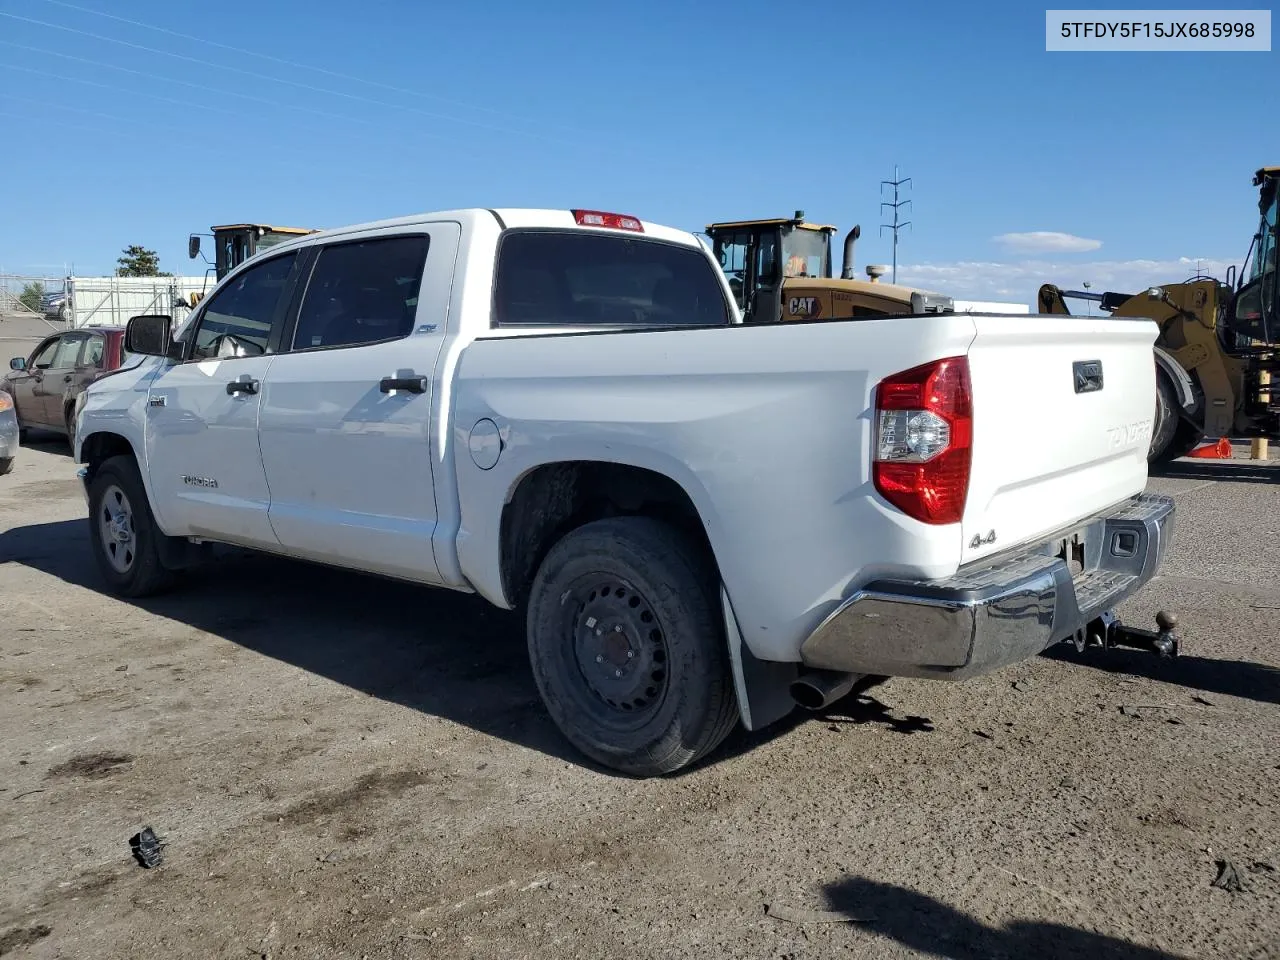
116,245,171,277
18,281,45,313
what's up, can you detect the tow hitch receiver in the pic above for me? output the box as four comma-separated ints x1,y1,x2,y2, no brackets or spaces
1080,610,1180,658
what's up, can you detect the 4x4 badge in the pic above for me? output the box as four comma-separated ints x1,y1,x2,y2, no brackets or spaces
969,529,997,548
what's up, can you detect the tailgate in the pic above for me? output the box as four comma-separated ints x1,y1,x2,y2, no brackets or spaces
961,314,1158,565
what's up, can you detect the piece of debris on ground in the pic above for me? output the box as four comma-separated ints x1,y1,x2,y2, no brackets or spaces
1211,860,1249,893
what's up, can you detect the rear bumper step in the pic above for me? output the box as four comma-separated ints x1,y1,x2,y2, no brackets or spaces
798,493,1175,680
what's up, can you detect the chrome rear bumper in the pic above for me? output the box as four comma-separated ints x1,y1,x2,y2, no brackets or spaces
798,493,1175,680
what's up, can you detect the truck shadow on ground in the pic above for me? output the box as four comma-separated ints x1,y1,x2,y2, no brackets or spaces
821,876,1189,959
816,676,936,735
1151,459,1279,484
1043,645,1279,706
0,519,932,775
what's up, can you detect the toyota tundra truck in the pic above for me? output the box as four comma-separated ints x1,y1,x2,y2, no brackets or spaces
72,207,1175,777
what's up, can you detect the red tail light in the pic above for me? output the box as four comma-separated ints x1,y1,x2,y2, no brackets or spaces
872,356,972,525
571,209,643,232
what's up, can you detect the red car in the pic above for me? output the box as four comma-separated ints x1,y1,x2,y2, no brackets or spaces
3,325,132,448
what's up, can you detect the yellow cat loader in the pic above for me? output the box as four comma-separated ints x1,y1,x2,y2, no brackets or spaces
183,223,318,305
704,211,954,323
1038,166,1279,464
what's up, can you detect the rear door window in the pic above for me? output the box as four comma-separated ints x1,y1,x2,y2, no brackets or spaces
292,235,430,351
493,231,730,328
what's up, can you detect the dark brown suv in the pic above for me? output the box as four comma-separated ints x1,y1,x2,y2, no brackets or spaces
3,326,132,448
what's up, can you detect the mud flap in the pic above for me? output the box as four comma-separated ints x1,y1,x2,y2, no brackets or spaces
721,585,799,732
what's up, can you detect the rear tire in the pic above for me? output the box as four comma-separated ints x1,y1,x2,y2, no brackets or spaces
0,457,12,476
87,455,176,598
526,516,739,777
1158,419,1207,464
1148,374,1180,463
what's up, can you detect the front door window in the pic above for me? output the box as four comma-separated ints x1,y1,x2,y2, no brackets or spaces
189,252,299,360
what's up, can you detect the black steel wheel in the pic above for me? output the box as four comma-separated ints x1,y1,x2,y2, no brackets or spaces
526,516,738,777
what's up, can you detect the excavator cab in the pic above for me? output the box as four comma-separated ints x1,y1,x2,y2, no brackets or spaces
706,212,839,323
1231,167,1279,347
189,223,317,282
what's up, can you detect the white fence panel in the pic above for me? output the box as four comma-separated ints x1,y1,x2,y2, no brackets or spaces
68,276,212,328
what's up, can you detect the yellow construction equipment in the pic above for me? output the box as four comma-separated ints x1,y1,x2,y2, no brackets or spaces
181,223,317,308
704,211,954,324
1038,165,1279,463
189,223,317,284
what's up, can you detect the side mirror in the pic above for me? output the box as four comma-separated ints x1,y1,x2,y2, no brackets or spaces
188,234,201,259
125,314,173,357
9,357,26,371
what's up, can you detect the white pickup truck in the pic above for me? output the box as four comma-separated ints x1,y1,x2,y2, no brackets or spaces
74,207,1176,777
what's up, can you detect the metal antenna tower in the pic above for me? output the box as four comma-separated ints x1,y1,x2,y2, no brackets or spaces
880,165,912,284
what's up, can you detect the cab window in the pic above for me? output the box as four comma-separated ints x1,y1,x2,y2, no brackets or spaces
712,230,751,309
494,231,730,327
190,252,298,360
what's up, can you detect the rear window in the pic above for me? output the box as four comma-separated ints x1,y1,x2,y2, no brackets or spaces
493,231,730,328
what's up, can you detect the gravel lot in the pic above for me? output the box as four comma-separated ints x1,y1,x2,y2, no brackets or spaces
1,439,1277,960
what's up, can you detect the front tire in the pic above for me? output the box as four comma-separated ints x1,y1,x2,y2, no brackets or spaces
87,455,176,597
526,516,739,777
0,456,12,476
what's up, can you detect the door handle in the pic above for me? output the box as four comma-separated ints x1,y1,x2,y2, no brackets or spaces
226,377,260,396
63,374,73,382
379,375,427,394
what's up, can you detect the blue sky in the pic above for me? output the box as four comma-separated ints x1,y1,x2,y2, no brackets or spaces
1,0,1276,306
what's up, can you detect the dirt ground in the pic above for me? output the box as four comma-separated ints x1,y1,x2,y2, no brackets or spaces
1,438,1277,960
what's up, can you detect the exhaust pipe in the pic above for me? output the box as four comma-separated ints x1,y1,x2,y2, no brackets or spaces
790,669,859,711
840,224,861,279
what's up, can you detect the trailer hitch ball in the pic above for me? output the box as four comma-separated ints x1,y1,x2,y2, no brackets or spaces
1152,610,1179,658
1086,609,1180,659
